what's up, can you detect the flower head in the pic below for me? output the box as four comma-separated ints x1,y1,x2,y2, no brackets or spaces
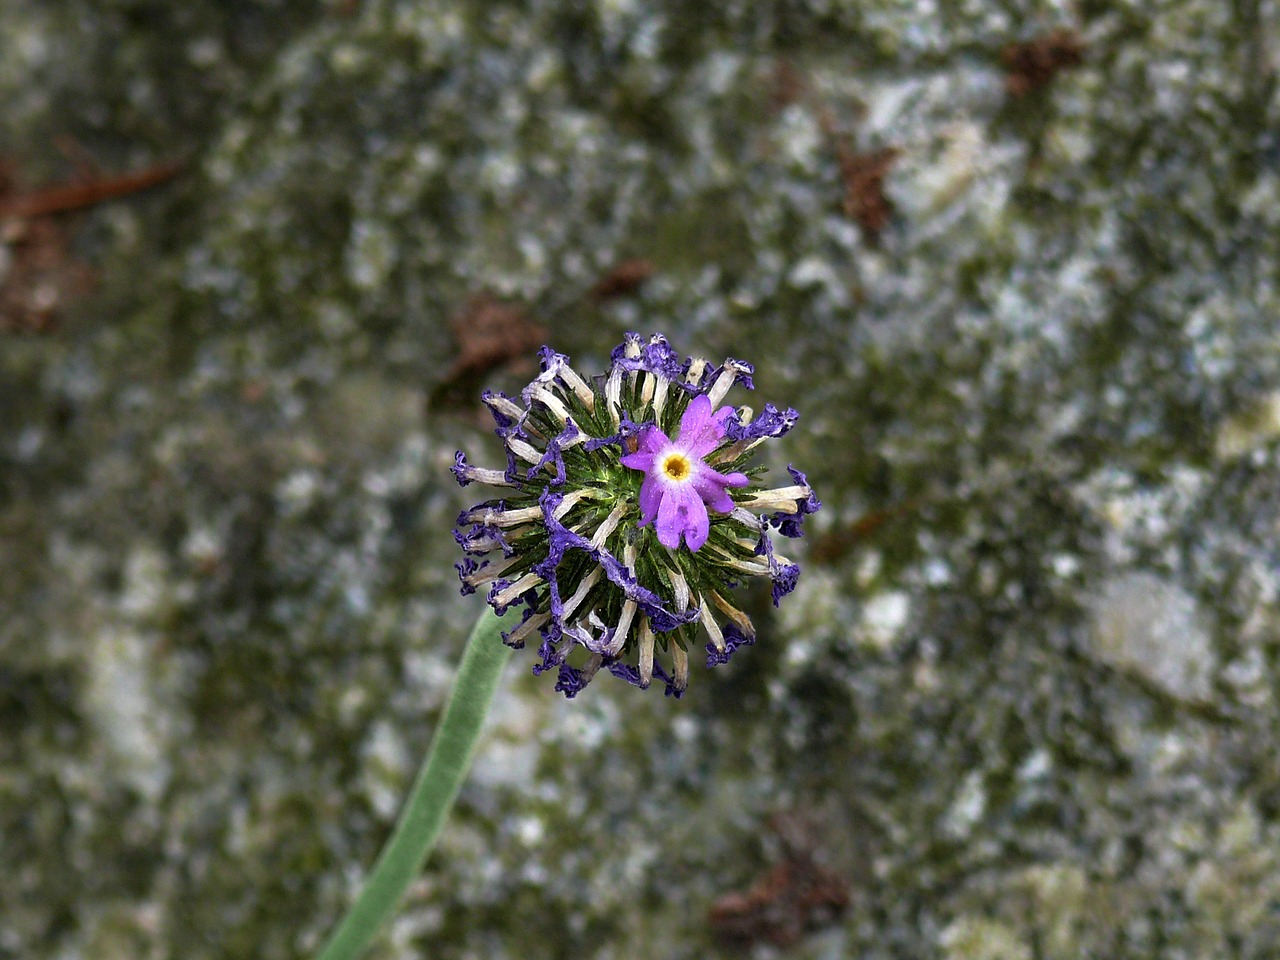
452,333,820,697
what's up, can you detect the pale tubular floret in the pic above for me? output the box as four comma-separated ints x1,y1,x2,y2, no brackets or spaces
462,553,520,588
665,566,692,613
707,415,766,464
637,616,655,688
551,487,597,521
623,335,642,387
710,438,765,464
492,572,544,608
483,392,525,424
558,363,595,411
671,642,689,691
586,609,610,650
460,530,511,554
467,503,543,527
463,466,514,486
504,612,549,647
604,365,624,427
609,599,637,656
640,371,656,408
560,566,602,620
580,652,605,684
558,428,587,451
699,598,726,652
652,375,671,420
506,436,543,465
737,485,810,512
526,384,571,424
706,547,771,577
685,357,709,387
706,359,752,409
610,545,640,651
589,501,629,550
710,590,755,638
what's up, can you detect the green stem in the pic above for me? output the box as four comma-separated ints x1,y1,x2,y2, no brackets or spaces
316,607,516,960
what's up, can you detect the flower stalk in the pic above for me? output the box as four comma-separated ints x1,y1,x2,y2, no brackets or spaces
315,607,517,960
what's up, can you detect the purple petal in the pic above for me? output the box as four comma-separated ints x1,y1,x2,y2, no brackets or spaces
676,395,711,448
620,450,656,471
692,465,748,513
684,502,711,550
636,424,670,454
657,483,709,551
677,396,737,458
638,474,663,525
455,558,480,595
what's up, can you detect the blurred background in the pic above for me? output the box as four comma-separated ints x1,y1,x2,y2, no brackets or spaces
3,1,1280,958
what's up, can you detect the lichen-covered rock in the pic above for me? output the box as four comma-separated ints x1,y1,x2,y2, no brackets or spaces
3,0,1280,958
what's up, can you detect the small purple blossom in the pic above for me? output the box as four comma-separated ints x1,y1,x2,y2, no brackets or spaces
554,664,589,698
620,394,749,551
769,465,822,538
451,333,818,697
706,624,755,667
726,402,799,443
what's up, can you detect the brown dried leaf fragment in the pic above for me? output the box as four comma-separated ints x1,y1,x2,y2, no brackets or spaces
810,499,919,565
0,160,183,220
1002,28,1085,98
839,146,900,241
708,813,850,948
767,59,809,112
431,294,548,410
1,155,183,334
0,217,94,334
589,258,654,302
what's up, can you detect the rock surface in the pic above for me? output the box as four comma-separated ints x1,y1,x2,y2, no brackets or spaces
3,1,1279,958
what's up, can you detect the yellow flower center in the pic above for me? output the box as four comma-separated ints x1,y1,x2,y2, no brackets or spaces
661,452,692,482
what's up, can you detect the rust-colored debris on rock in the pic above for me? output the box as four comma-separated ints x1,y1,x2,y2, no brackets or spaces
811,499,919,565
708,812,850,948
1002,28,1085,97
838,146,901,241
0,160,183,220
810,89,900,241
431,293,549,410
767,59,809,112
1,155,183,333
589,258,655,302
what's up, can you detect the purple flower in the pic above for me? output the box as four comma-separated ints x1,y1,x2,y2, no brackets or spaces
451,333,819,697
619,394,748,551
